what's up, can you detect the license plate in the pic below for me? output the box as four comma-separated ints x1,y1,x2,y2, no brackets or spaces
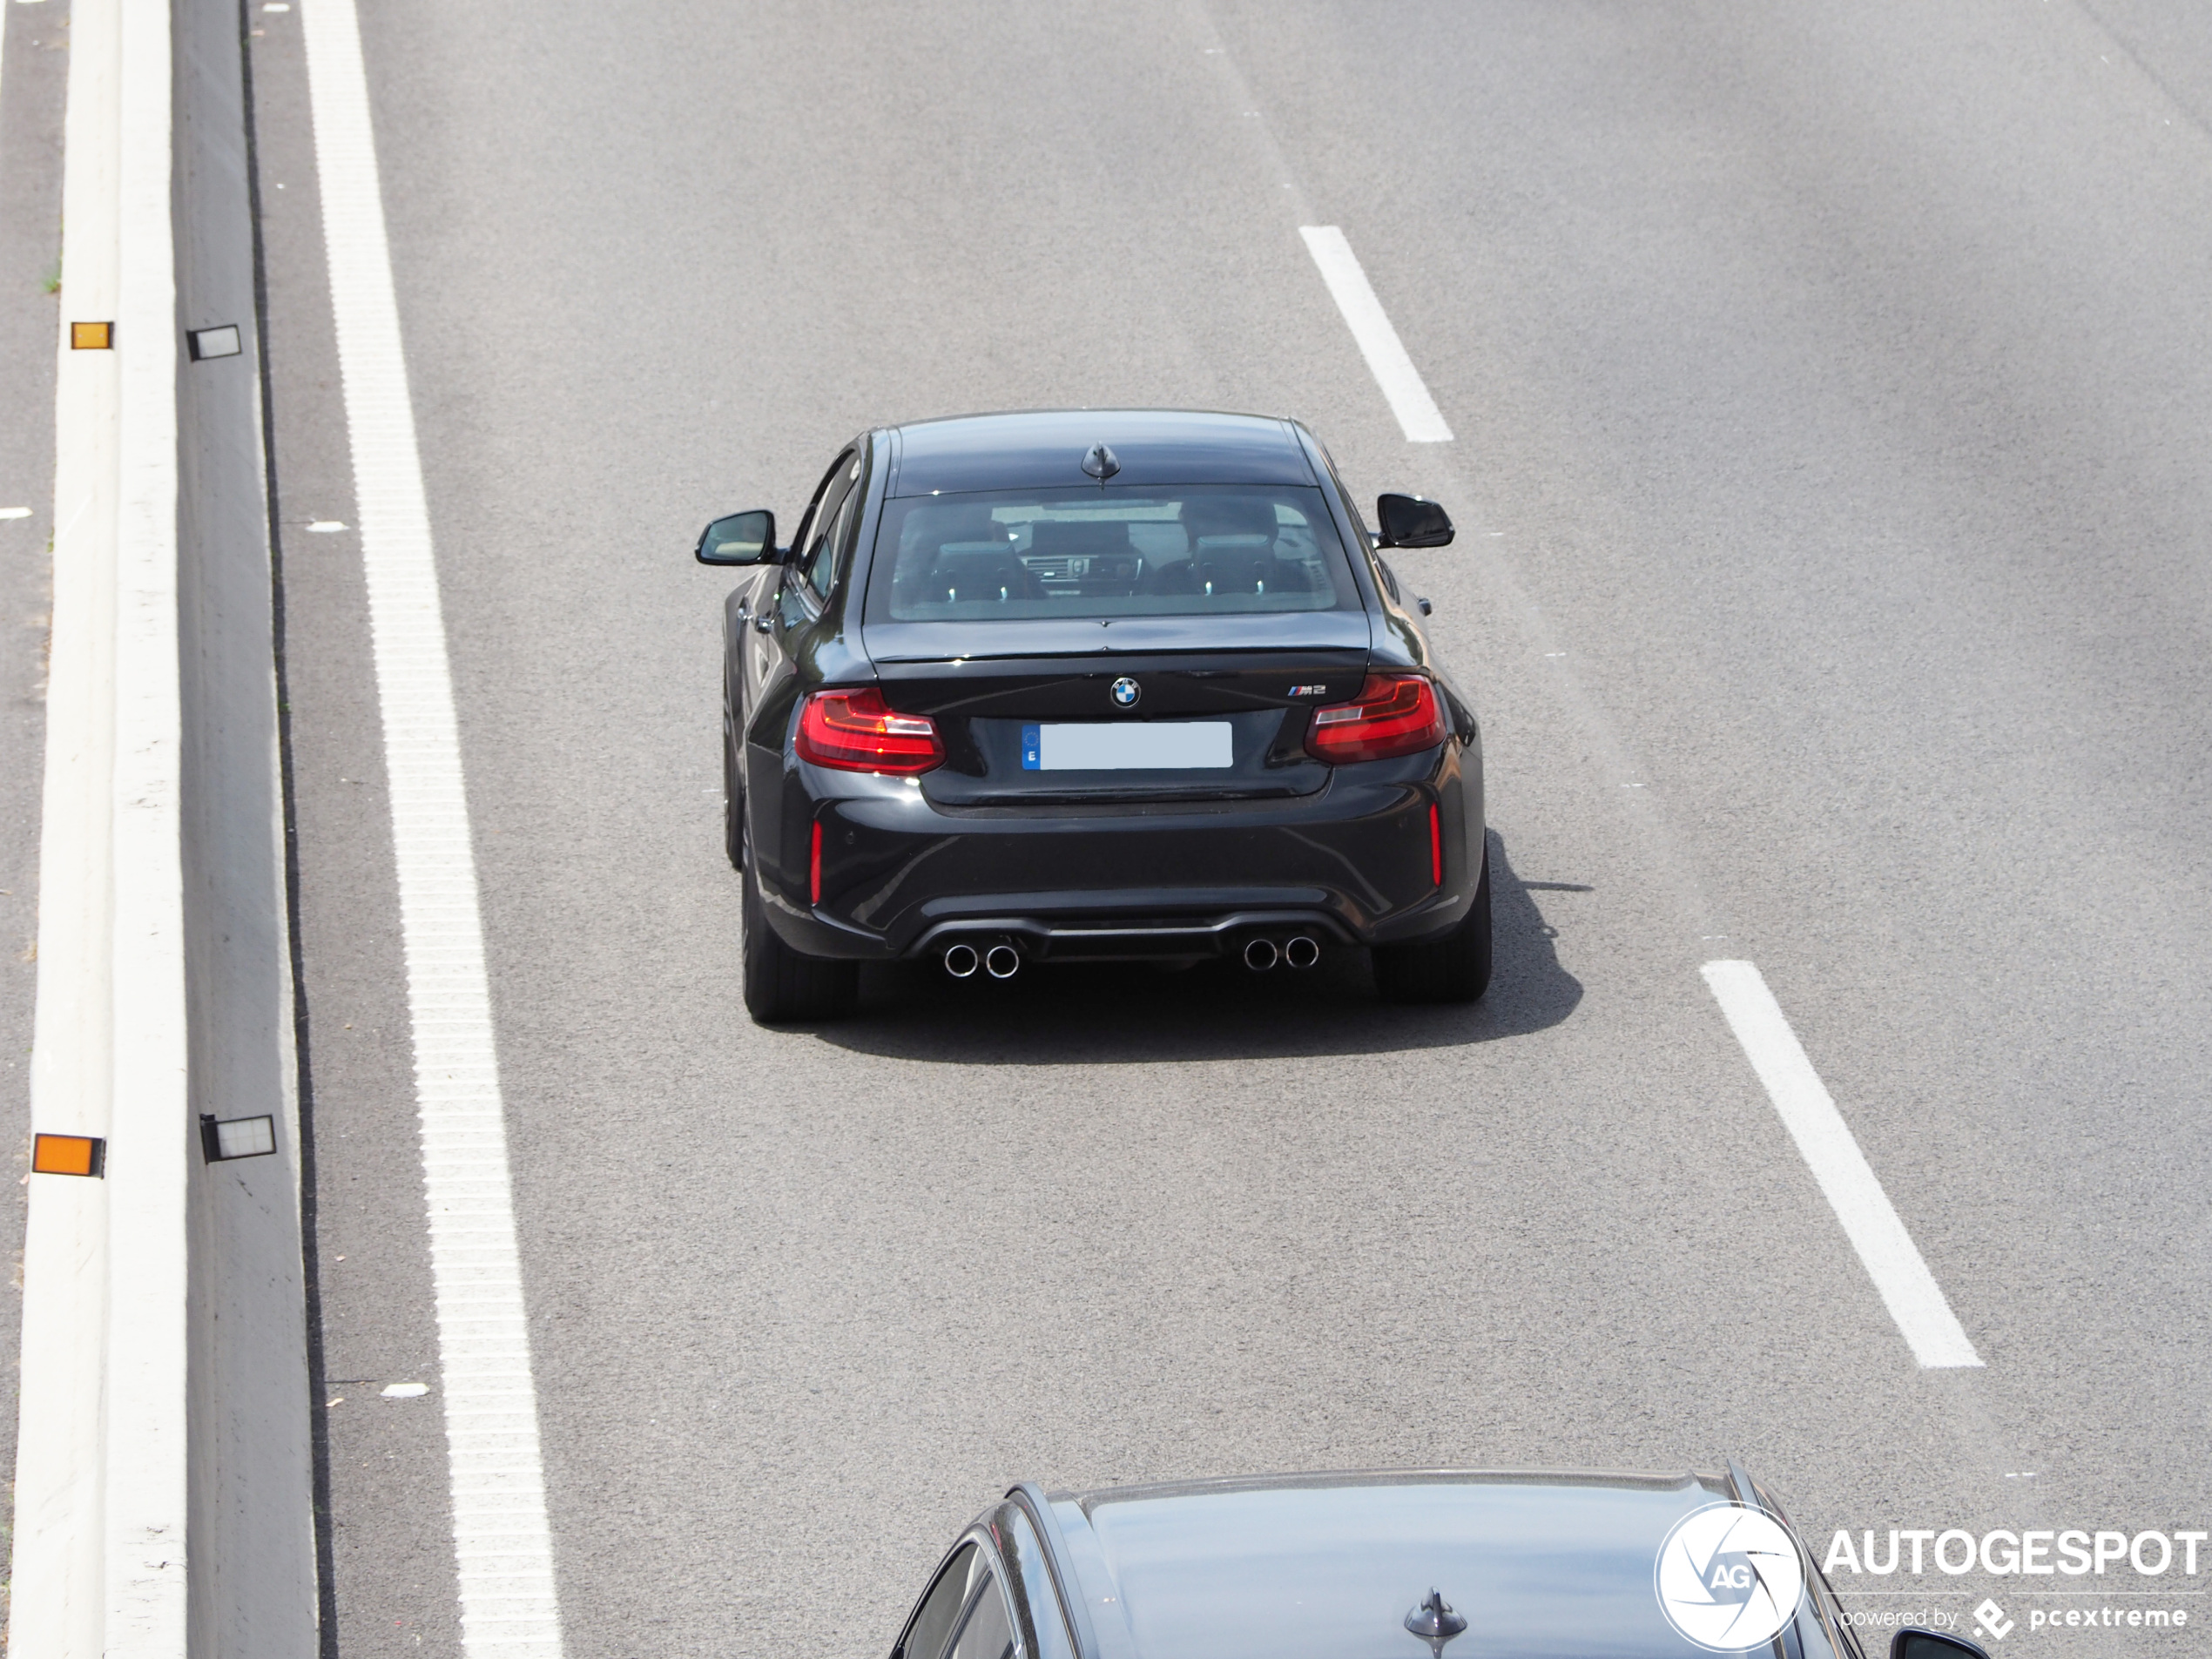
1022,722,1233,771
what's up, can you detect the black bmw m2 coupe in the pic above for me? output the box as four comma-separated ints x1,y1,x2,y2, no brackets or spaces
696,409,1487,1022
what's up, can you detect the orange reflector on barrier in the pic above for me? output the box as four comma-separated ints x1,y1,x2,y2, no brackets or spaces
31,1133,105,1177
71,321,113,351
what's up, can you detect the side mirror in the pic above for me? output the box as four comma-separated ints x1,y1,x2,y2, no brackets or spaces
1375,494,1453,549
696,509,778,565
1892,1630,1990,1659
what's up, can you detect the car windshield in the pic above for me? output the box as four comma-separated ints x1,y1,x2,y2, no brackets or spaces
866,485,1360,623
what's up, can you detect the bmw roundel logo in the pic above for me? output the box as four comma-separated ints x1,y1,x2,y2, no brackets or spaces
1110,677,1142,709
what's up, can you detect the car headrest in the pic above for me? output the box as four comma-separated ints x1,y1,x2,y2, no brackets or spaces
1180,497,1282,545
901,504,1008,556
1027,520,1135,556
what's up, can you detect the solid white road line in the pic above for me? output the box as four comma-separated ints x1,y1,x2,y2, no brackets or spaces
1298,226,1453,442
1701,961,1984,1369
299,3,566,1655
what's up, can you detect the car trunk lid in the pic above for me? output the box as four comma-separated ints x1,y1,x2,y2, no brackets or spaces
867,615,1370,806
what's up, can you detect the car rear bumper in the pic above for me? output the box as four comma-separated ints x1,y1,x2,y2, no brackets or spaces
751,745,1484,963
908,903,1357,964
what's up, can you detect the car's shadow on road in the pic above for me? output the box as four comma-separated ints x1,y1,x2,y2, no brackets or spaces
813,832,1582,1063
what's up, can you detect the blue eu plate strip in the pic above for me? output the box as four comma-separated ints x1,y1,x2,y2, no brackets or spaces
1022,724,1042,770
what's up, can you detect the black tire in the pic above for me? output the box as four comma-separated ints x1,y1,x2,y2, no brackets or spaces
741,853,858,1023
722,715,745,870
1373,852,1493,1005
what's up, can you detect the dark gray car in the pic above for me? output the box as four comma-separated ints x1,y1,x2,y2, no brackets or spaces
696,410,1487,1022
887,1470,1985,1659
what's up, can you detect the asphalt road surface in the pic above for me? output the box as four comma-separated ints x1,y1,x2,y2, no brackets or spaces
237,2,2212,1656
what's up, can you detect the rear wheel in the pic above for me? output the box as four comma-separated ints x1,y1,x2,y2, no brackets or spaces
1373,852,1492,1005
741,853,858,1023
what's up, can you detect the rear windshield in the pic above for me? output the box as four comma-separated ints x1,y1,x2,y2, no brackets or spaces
865,485,1359,623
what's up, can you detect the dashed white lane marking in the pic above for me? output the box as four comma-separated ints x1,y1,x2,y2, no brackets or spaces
1298,226,1453,442
1702,961,1984,1369
300,1,566,1653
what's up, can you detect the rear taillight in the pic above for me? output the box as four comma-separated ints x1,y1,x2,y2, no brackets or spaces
1305,673,1447,764
796,687,943,774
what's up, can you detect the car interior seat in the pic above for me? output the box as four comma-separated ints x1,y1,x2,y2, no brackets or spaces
898,506,1044,605
1164,496,1313,597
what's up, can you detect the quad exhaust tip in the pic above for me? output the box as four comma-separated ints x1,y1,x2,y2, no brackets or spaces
945,941,1022,980
1245,935,1320,972
954,935,1312,977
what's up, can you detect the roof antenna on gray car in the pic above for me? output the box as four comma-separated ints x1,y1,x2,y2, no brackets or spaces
1405,1590,1468,1657
1081,442,1120,482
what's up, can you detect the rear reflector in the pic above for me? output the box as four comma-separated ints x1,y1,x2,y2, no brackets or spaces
1429,802,1443,887
1305,673,1447,764
796,686,943,774
200,1114,277,1162
810,820,824,906
32,1133,105,1177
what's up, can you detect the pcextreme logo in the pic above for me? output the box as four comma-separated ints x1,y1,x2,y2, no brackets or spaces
1656,1505,1807,1651
1953,1597,2195,1639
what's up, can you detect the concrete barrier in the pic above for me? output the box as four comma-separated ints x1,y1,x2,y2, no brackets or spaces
9,0,315,1653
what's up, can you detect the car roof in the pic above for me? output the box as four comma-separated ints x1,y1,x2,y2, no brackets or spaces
1047,1470,1734,1659
887,409,1319,497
